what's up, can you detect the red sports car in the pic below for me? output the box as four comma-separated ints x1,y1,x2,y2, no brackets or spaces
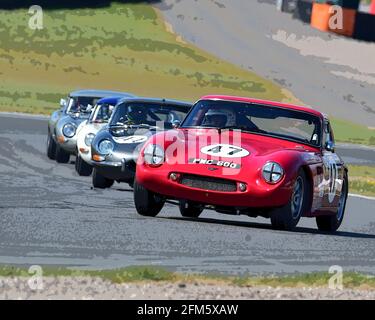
134,95,348,232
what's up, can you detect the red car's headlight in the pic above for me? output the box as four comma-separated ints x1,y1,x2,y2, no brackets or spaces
262,162,284,184
144,144,165,166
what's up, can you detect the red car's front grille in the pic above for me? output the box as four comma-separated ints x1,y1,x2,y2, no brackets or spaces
180,174,237,192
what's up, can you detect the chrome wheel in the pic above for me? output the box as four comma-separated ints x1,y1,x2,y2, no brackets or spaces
291,176,304,219
271,170,309,231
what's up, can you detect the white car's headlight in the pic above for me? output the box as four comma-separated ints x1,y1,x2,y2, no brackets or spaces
62,123,76,138
144,144,164,166
98,139,114,155
85,133,95,146
262,162,284,184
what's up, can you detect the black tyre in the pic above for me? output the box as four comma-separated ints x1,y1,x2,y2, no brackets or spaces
128,178,135,189
92,168,114,189
179,200,204,218
316,173,348,232
55,144,70,163
270,169,310,231
75,154,93,176
134,180,165,217
46,133,56,160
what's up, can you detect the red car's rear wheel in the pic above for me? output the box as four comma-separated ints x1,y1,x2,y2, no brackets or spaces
316,173,348,232
179,200,204,218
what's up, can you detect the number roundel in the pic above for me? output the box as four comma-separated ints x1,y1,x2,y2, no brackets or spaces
201,144,249,158
328,161,338,203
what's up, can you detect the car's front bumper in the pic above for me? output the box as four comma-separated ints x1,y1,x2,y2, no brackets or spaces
56,134,78,155
137,166,293,208
78,146,92,164
92,159,135,181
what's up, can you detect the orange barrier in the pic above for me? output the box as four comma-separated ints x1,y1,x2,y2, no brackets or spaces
329,7,356,37
310,3,356,37
310,2,331,32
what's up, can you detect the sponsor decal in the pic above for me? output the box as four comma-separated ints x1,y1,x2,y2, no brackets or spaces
113,135,148,144
189,158,241,169
200,144,249,158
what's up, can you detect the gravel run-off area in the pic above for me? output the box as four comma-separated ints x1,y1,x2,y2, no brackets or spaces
1,277,375,300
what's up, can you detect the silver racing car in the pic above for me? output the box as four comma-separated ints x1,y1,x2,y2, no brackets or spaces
91,97,192,188
47,90,134,163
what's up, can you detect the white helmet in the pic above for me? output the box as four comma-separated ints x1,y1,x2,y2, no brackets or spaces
203,108,236,127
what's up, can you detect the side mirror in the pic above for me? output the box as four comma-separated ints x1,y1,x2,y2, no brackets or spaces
172,120,181,129
60,98,67,108
325,141,335,152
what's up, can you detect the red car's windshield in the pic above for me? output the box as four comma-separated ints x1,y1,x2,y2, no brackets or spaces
181,100,322,147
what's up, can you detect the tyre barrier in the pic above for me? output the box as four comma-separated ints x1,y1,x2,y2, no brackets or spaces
353,11,375,42
276,0,297,13
314,0,360,10
292,0,314,23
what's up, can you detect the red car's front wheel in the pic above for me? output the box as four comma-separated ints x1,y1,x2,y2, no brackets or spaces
134,180,165,217
270,169,310,231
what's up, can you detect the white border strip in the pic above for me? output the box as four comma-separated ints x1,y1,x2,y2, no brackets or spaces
349,193,375,201
336,143,375,152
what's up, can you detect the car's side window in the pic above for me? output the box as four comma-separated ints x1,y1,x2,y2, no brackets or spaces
324,121,334,151
62,96,69,113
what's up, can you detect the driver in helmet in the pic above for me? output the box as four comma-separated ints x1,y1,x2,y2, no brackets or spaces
128,105,148,124
202,109,235,128
76,99,93,114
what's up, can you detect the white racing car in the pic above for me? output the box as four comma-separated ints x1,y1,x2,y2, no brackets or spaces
75,96,129,176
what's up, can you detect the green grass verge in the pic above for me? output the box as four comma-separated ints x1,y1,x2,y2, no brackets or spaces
348,165,375,197
0,3,288,115
0,4,372,146
331,118,375,146
1,265,375,289
0,265,175,283
348,165,375,177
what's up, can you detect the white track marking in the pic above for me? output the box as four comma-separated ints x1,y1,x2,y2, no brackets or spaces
0,112,48,120
349,193,375,201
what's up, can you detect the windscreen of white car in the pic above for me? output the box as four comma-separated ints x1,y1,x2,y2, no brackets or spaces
89,103,115,123
181,100,322,147
67,96,100,117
